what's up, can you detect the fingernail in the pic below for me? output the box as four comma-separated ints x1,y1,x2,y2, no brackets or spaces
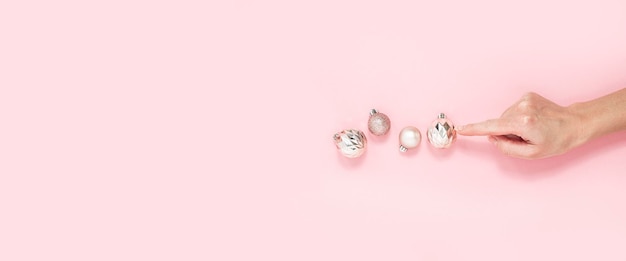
455,125,464,131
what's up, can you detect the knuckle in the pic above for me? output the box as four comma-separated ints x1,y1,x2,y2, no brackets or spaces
521,114,536,125
519,92,540,109
522,92,538,100
517,99,534,111
516,113,537,129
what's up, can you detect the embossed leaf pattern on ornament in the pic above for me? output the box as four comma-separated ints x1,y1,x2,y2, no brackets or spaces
427,118,456,149
334,129,367,158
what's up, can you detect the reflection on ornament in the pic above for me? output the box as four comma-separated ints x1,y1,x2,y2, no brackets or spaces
333,129,367,158
427,113,456,149
399,126,421,152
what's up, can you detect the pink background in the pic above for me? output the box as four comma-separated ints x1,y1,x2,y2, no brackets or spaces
2,0,626,260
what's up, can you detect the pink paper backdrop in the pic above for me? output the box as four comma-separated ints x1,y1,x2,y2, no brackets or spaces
2,0,626,260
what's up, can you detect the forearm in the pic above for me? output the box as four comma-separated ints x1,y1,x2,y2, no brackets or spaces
569,88,626,144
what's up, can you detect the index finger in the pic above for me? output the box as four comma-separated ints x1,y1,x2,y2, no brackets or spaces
456,119,518,136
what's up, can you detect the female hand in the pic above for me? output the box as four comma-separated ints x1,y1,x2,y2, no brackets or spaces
456,92,584,159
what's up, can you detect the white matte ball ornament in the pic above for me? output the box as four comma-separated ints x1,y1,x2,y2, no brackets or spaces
427,113,456,149
399,126,421,152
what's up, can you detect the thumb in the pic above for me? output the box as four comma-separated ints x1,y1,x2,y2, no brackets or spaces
456,119,517,136
489,136,537,159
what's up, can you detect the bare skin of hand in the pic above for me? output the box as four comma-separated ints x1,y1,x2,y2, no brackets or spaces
456,89,626,159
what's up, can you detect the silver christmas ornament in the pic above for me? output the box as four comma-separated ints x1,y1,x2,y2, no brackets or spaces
367,109,391,136
427,113,456,149
399,126,421,152
333,129,367,158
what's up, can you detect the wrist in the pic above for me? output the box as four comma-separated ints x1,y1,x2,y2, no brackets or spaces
567,102,595,148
